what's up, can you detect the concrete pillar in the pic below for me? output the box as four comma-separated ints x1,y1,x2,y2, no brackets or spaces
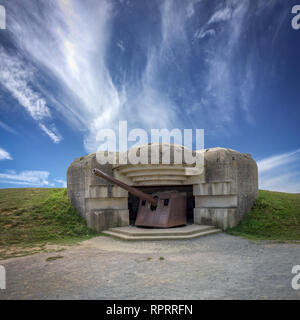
86,184,129,231
193,182,238,230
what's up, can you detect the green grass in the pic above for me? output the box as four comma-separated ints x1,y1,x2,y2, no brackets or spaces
0,188,97,259
227,190,300,241
1,188,299,259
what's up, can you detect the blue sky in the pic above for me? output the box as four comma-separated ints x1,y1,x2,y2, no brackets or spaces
0,0,299,192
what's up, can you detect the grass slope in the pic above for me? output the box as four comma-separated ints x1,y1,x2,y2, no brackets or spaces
0,188,97,259
227,190,300,241
0,188,299,259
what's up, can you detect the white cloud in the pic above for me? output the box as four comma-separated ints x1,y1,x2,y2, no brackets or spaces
39,124,62,144
259,173,300,194
54,179,67,188
0,170,51,186
0,169,67,187
3,0,123,152
208,7,232,24
194,29,216,39
200,1,250,125
0,49,62,143
257,149,300,173
258,149,300,193
2,0,187,153
160,0,187,45
116,41,125,52
0,0,282,152
0,49,51,121
0,147,12,160
0,120,18,135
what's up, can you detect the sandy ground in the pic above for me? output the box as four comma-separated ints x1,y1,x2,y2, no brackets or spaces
0,233,299,300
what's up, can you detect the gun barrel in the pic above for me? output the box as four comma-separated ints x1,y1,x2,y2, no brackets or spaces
92,168,158,205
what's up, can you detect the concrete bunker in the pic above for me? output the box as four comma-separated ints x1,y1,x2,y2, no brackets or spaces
67,144,258,232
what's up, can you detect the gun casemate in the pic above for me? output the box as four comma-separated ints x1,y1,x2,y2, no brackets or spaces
92,168,187,228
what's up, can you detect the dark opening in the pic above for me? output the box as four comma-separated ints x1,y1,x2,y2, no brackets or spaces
128,185,194,225
150,204,157,211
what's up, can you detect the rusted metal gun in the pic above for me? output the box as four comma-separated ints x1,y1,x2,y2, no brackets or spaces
92,168,186,228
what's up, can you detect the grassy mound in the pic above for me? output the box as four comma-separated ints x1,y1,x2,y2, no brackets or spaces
227,190,300,241
1,188,299,259
0,188,97,259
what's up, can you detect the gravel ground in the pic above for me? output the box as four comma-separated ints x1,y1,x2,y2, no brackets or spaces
0,233,299,300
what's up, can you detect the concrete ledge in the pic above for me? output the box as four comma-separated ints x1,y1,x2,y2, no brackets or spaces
193,182,232,196
115,162,200,186
86,198,128,210
102,224,222,240
108,224,215,236
195,195,238,208
132,175,187,182
87,185,128,198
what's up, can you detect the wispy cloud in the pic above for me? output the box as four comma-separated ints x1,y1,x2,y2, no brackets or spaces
195,1,251,125
257,149,300,173
208,7,232,24
0,147,12,160
3,0,121,151
54,179,67,188
0,48,62,143
0,0,285,151
0,169,68,187
0,49,50,121
194,29,216,39
0,120,18,135
0,170,51,186
39,124,62,144
2,0,185,152
258,149,300,193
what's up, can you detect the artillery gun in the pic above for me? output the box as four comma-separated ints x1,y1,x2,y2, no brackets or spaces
92,168,187,228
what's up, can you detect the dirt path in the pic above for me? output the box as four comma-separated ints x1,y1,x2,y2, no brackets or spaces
0,233,299,300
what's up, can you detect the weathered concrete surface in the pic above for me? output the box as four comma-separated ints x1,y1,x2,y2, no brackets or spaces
0,234,299,300
67,145,258,231
102,224,221,240
197,148,258,229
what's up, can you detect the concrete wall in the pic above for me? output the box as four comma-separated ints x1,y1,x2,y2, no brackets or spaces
193,148,258,229
67,153,129,230
67,146,258,232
